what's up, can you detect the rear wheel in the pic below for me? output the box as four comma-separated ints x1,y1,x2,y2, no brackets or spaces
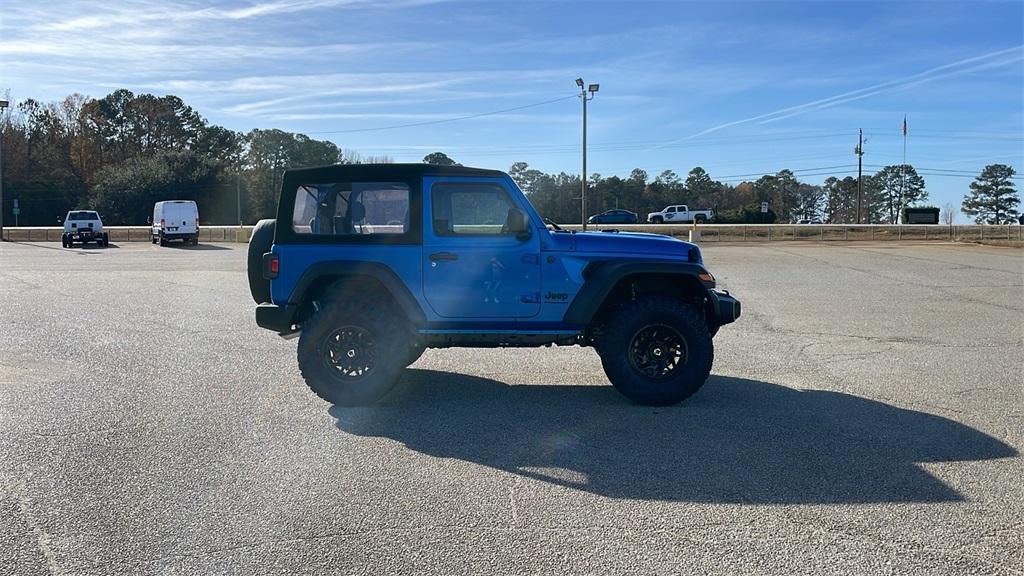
297,293,410,406
598,296,714,406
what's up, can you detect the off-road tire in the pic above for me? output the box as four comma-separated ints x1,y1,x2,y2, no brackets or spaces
159,235,168,247
297,292,410,406
651,216,664,224
695,214,707,223
151,235,158,244
598,296,714,406
247,219,276,303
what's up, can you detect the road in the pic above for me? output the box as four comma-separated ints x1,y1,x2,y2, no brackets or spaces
1,240,1022,575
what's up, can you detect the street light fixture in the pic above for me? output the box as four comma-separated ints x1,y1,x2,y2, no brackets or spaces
577,79,598,230
0,99,8,241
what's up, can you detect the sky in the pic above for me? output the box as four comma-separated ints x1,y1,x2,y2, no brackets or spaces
1,0,1022,219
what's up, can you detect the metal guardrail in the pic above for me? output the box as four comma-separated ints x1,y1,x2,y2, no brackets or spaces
0,226,253,243
0,224,1020,243
568,223,1024,243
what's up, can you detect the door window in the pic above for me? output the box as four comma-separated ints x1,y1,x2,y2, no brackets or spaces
431,183,518,236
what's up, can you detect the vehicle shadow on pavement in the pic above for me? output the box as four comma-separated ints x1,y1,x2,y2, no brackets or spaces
2,241,116,252
162,243,233,250
329,370,1017,504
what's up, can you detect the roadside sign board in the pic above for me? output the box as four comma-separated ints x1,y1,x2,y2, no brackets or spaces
12,207,20,215
760,202,769,213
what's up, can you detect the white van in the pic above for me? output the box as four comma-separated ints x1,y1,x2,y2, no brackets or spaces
152,200,199,246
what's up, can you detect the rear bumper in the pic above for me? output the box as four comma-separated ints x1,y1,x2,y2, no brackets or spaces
157,231,198,240
708,289,741,327
256,303,300,334
63,231,104,242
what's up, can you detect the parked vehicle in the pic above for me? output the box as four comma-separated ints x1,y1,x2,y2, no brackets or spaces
151,201,199,246
647,205,714,224
797,218,823,224
248,164,741,407
587,210,639,225
61,210,109,247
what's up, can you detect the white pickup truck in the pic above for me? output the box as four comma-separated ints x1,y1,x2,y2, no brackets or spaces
646,205,714,224
62,210,109,247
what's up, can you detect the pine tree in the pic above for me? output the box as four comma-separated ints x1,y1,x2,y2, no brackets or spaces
874,164,927,224
962,164,1020,224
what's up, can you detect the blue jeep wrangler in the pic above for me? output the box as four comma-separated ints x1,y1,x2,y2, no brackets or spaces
247,164,740,406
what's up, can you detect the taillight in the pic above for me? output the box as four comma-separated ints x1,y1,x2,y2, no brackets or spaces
196,215,200,228
262,253,279,279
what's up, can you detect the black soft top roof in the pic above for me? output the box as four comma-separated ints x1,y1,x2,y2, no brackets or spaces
283,163,506,182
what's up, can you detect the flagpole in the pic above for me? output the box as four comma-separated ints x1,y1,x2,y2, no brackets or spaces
902,114,907,170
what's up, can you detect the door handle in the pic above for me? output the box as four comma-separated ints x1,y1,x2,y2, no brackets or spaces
429,252,459,262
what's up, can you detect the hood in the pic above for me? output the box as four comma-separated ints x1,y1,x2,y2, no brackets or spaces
545,230,700,260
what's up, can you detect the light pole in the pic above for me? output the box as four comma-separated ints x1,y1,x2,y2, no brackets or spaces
0,99,8,241
576,78,598,230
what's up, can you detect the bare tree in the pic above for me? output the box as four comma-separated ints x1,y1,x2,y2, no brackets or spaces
942,203,955,225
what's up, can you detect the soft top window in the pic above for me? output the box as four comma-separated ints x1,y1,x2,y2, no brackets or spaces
69,211,98,220
292,181,409,236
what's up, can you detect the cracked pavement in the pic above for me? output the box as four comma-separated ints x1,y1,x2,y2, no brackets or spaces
0,240,1021,575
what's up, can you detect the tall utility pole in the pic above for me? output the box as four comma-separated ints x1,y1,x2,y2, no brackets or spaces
0,99,8,241
901,114,907,224
236,169,242,226
855,128,864,224
576,78,599,230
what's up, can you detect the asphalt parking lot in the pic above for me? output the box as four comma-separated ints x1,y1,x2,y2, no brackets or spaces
1,240,1022,575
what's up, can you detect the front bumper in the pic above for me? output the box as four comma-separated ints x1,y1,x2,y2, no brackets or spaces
708,289,741,326
255,303,300,334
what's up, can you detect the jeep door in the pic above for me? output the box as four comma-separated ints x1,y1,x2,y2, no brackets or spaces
422,177,541,318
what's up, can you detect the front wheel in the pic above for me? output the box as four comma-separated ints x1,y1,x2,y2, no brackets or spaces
650,216,664,224
297,294,410,405
598,296,714,406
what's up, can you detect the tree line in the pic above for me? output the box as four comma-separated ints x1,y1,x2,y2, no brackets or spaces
1,90,1018,226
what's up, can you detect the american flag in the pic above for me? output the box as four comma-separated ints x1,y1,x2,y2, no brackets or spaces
902,115,908,136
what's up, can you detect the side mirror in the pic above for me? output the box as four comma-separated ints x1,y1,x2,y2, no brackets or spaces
147,216,152,224
507,208,531,241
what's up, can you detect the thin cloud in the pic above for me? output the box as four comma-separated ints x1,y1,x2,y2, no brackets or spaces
35,0,444,32
652,45,1024,149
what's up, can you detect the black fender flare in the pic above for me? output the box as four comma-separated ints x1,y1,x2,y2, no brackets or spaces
289,261,427,325
563,261,713,325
